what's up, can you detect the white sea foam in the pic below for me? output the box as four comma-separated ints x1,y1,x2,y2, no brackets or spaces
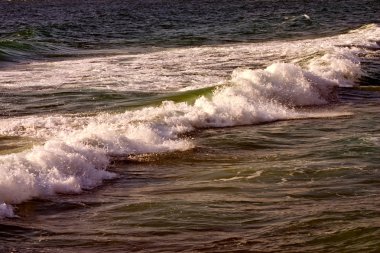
0,137,117,216
0,24,378,92
0,24,379,218
307,48,362,87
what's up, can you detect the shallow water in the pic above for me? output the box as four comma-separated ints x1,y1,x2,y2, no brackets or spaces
1,0,380,252
2,94,380,252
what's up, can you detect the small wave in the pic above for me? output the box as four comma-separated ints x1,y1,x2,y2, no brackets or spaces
0,36,73,65
0,39,59,64
214,171,263,182
282,14,314,29
0,40,36,63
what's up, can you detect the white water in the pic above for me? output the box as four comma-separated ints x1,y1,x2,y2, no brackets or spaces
0,24,378,92
0,24,379,218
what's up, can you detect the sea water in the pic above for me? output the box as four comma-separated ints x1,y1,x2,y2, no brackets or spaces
0,0,380,252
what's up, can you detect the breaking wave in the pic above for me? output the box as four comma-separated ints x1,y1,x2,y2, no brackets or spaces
0,24,379,218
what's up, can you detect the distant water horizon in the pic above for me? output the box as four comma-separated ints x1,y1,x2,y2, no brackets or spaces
1,0,380,252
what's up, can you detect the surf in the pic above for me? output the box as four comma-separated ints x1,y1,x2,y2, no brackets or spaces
0,24,379,218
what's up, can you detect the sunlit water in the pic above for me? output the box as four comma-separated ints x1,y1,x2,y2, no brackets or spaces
1,0,380,252
2,94,380,252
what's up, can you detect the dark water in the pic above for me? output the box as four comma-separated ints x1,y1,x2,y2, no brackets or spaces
1,0,380,60
1,0,380,252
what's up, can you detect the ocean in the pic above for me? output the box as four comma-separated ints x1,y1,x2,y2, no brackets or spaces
1,0,380,252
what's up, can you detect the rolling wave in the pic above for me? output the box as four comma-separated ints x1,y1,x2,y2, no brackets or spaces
0,24,379,218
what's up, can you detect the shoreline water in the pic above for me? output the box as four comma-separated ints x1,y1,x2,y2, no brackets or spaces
1,23,379,217
1,97,379,252
1,0,380,251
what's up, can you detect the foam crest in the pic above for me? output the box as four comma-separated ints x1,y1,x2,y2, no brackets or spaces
0,113,196,218
75,121,194,156
0,138,116,215
307,48,362,87
231,63,335,106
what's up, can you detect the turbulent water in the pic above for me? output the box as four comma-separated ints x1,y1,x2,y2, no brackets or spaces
1,0,380,252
